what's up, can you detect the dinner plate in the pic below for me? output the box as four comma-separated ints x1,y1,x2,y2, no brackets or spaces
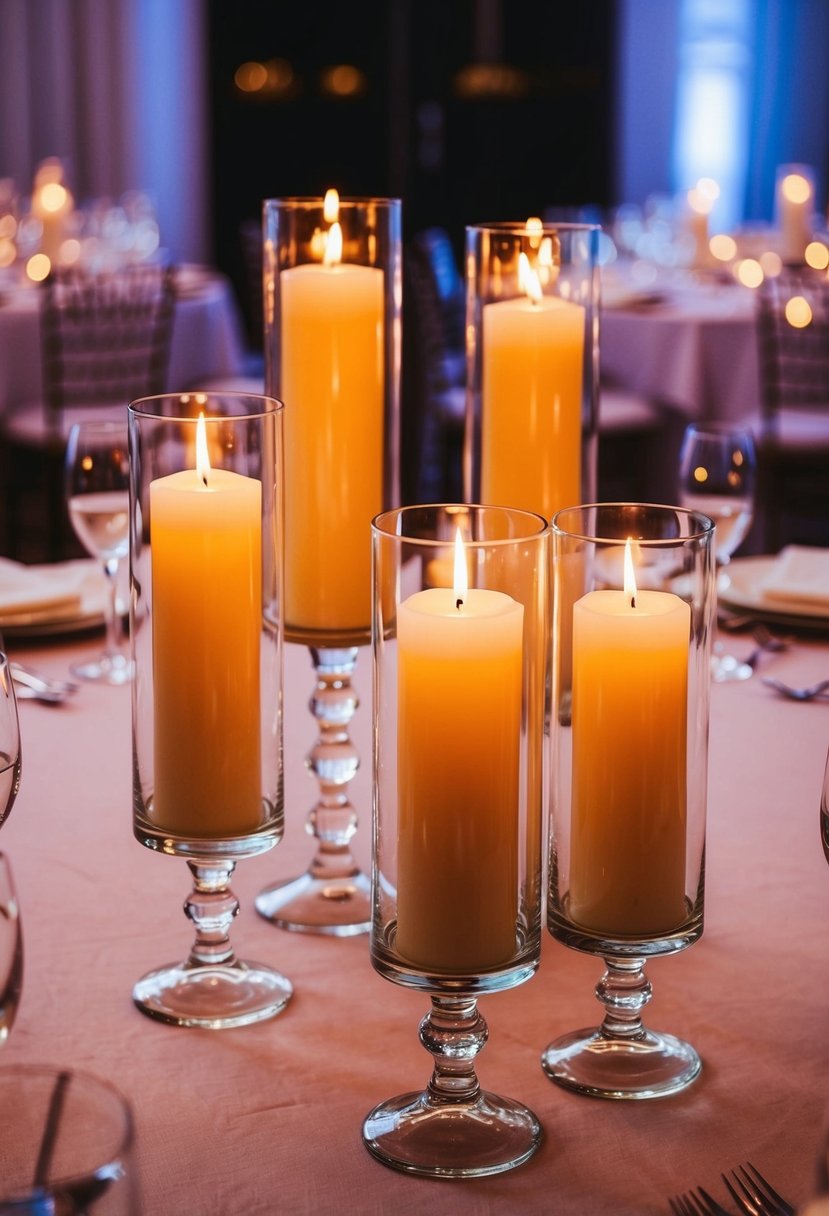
719,554,829,630
0,561,108,638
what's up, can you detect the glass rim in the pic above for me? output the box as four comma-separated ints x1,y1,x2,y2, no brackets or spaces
128,391,284,423
0,1062,135,1154
372,502,551,546
552,502,715,545
263,195,402,210
465,220,601,235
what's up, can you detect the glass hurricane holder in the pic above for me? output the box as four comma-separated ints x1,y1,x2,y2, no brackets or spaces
364,504,551,1177
129,391,291,1029
544,503,715,1099
464,221,598,520
257,195,401,935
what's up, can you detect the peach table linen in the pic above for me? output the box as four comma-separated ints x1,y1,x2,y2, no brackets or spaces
2,628,828,1215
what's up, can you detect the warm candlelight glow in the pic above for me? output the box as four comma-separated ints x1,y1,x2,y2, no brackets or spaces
323,188,339,223
196,413,210,484
687,186,713,216
785,295,813,328
453,528,467,602
623,539,636,606
805,241,829,270
709,234,737,262
518,251,542,303
26,253,51,282
736,258,764,288
324,220,343,267
781,173,811,204
39,182,69,213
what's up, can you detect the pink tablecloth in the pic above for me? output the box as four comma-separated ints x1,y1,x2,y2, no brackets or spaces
2,628,828,1214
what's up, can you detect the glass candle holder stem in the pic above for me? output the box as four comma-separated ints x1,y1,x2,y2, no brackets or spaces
541,955,701,1099
255,646,370,933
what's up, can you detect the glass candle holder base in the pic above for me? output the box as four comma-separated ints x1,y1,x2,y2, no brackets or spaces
255,868,371,936
541,1026,701,1100
362,1088,542,1179
133,958,293,1030
540,955,701,1100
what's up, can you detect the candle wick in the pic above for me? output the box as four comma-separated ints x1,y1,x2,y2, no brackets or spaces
630,594,636,609
201,472,208,488
456,597,463,611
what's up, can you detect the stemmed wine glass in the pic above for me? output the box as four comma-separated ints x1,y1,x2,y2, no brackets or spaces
0,647,23,1044
65,420,132,685
678,422,757,682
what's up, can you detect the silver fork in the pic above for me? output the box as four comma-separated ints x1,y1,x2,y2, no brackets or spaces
762,675,829,702
721,1163,795,1216
669,1188,731,1215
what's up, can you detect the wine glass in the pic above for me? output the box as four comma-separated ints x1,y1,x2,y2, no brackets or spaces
678,422,757,682
364,505,550,1176
543,504,715,1099
0,649,21,832
0,1065,140,1212
65,420,132,685
0,853,22,1045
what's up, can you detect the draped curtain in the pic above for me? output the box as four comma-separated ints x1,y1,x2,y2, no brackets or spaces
0,0,208,263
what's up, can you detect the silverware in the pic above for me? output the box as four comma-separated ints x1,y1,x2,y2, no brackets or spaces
714,625,790,682
9,663,78,705
669,1186,731,1215
762,675,829,702
722,1163,795,1215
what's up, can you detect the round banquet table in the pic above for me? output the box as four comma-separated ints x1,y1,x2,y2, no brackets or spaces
1,621,828,1215
0,266,247,415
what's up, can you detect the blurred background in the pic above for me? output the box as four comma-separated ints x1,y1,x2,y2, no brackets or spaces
1,0,827,316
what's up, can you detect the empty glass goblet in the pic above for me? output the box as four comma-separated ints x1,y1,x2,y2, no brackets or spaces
65,420,132,685
0,853,22,1046
678,422,757,682
0,649,21,831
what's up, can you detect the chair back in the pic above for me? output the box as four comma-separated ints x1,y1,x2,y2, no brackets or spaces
757,267,829,430
41,263,176,417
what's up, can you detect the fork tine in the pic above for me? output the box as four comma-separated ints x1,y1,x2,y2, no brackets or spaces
722,1164,794,1216
745,1163,795,1216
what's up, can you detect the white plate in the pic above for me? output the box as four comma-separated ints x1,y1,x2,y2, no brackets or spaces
719,555,829,629
0,561,108,638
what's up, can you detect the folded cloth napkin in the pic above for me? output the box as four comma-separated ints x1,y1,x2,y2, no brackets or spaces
0,558,86,622
761,545,829,608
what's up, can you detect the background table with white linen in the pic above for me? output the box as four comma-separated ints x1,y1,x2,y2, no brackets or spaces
601,274,759,423
1,622,828,1215
0,267,247,417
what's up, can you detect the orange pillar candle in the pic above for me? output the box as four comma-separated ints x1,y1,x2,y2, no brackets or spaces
281,203,384,635
569,542,689,936
150,415,262,837
482,255,584,520
395,533,523,972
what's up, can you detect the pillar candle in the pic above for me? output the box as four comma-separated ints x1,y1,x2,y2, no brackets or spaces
281,238,384,636
150,422,263,837
777,170,813,264
482,283,584,521
569,549,689,936
395,556,523,972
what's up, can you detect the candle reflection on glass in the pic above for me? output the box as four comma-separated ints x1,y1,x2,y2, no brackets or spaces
568,539,689,936
395,530,523,972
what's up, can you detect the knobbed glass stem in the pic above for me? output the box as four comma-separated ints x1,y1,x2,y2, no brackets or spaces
133,859,292,1030
541,955,701,1099
256,646,371,935
362,994,541,1178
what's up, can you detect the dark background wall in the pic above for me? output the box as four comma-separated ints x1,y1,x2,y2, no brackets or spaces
207,0,616,320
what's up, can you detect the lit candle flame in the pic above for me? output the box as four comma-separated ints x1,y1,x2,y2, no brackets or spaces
453,528,468,609
781,173,811,205
623,538,637,609
196,412,211,486
324,220,343,266
323,187,340,223
518,251,542,304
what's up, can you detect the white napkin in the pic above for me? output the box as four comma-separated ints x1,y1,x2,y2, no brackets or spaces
0,558,87,622
761,545,829,608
